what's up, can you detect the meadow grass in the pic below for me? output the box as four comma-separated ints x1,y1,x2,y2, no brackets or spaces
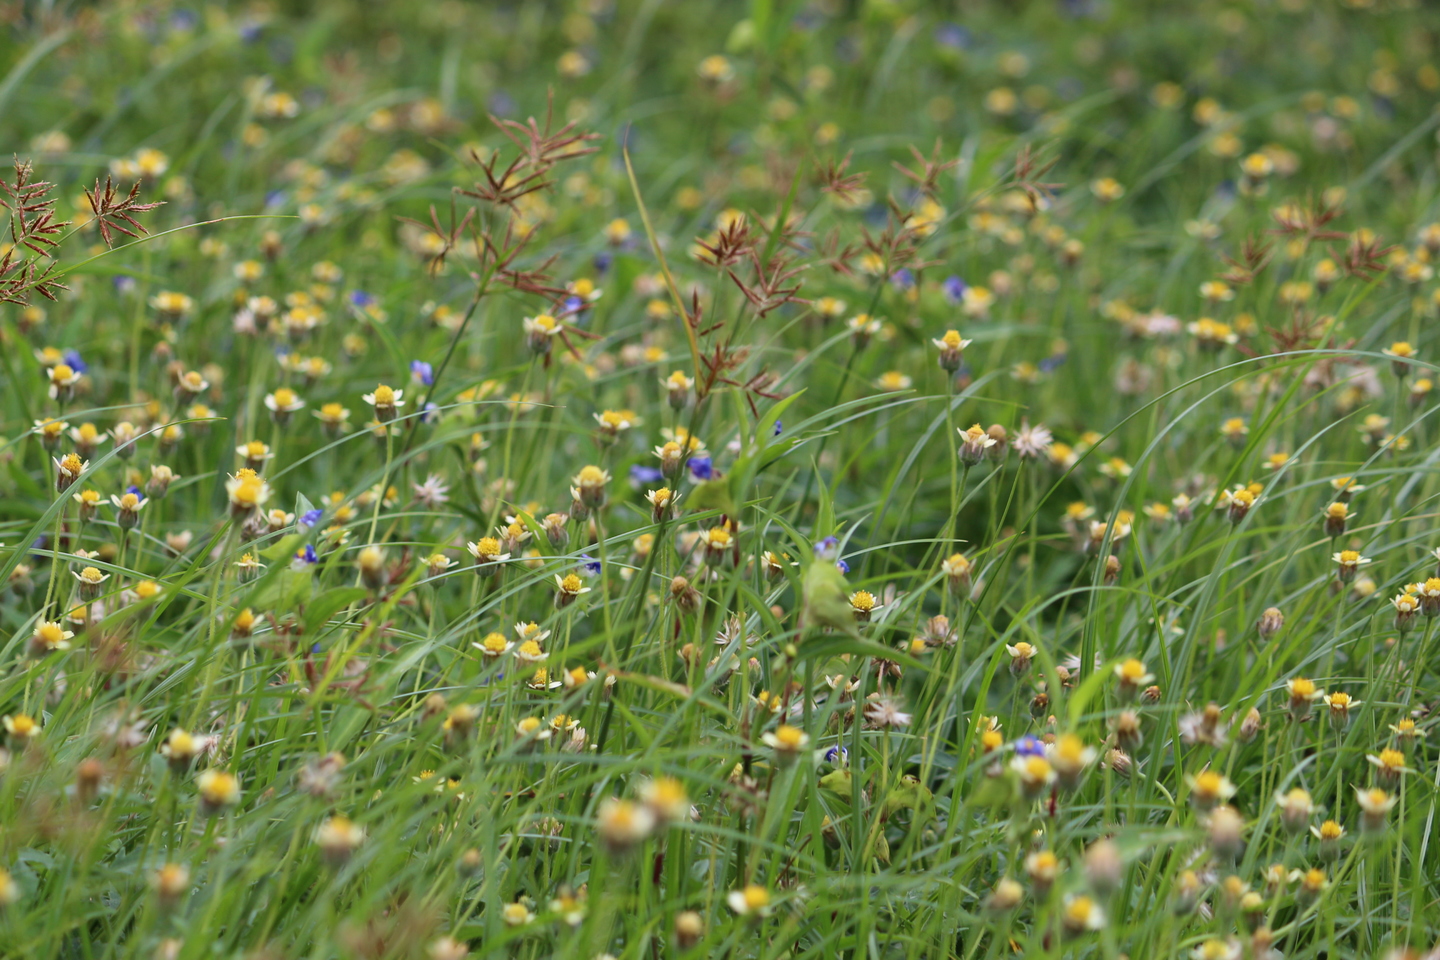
1,2,1440,958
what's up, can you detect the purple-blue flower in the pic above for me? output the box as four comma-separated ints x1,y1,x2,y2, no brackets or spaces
1015,735,1046,757
579,554,602,576
410,360,434,386
942,276,968,305
688,455,714,481
63,350,88,375
629,464,664,485
299,508,324,528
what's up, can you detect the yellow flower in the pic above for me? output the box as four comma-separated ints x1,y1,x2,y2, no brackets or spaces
1185,769,1237,810
596,797,656,851
727,884,771,917
761,724,810,759
28,620,73,656
196,770,241,812
3,713,41,740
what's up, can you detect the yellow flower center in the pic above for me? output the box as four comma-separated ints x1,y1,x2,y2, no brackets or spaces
1023,757,1052,781
773,725,805,750
1377,748,1406,770
1065,896,1095,925
741,885,769,910
1194,771,1224,796
371,384,395,405
1054,735,1086,764
232,479,264,506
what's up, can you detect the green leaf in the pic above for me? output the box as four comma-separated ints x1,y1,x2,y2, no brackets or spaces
800,560,859,639
686,475,738,517
756,389,805,452
259,534,305,562
303,587,369,635
249,568,314,613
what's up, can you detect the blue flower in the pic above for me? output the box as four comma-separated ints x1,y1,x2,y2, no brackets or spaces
421,402,440,424
1014,735,1046,757
823,745,848,766
813,536,840,561
113,276,136,294
62,350,87,375
934,23,972,49
126,485,145,501
629,464,664,485
563,295,586,315
942,275,968,304
410,360,434,386
292,544,319,568
169,9,199,32
488,91,516,117
688,456,714,481
890,268,915,290
348,290,375,308
835,559,850,574
772,420,784,437
579,554,602,576
593,252,613,274
299,508,324,528
265,190,287,209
